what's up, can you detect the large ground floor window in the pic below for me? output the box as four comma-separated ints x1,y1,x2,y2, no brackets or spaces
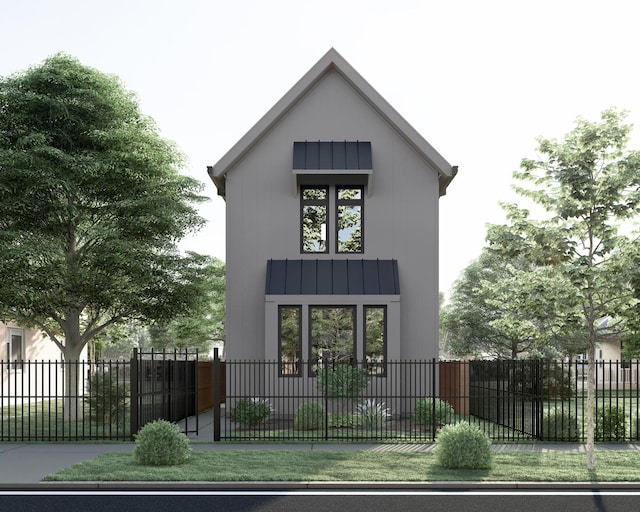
274,302,391,377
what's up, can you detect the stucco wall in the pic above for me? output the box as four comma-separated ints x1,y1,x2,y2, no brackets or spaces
224,70,441,361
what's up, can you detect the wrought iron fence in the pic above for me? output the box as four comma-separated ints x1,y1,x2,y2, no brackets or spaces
216,358,640,443
1,359,131,441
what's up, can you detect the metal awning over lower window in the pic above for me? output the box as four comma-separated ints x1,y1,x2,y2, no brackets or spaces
265,259,400,295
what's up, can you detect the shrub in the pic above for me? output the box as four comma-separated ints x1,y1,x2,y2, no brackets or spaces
541,409,579,441
356,399,391,429
328,412,359,428
596,406,628,441
436,421,493,469
294,402,325,430
231,398,272,427
134,419,192,466
315,364,370,399
412,398,455,428
85,372,130,434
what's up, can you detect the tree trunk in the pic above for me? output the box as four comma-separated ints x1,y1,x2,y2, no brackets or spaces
61,312,87,424
586,341,596,470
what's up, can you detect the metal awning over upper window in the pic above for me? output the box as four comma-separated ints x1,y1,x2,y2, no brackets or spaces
265,259,399,295
292,141,373,195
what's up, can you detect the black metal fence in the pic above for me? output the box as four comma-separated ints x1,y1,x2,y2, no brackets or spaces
0,350,200,442
0,359,131,441
130,349,198,437
3,356,640,442
216,358,640,443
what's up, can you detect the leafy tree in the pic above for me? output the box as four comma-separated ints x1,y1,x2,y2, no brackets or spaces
502,108,640,469
0,54,208,419
148,257,225,356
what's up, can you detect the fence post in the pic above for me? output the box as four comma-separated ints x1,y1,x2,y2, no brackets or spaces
213,348,221,442
130,348,139,440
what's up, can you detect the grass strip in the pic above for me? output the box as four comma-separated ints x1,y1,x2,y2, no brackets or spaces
44,450,640,482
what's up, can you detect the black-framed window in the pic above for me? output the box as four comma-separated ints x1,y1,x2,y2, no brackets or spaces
301,186,328,253
309,306,356,374
337,186,364,253
7,328,24,371
279,306,302,376
364,306,386,375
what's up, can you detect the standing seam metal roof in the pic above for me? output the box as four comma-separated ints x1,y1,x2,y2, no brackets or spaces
265,259,400,295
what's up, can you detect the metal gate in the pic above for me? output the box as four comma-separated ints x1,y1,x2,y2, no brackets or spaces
130,349,198,438
469,360,543,439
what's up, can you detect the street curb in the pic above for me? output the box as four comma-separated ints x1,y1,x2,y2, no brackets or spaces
2,481,640,491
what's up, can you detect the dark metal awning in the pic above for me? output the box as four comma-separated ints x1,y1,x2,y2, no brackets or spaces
292,141,373,195
293,141,372,170
265,259,400,295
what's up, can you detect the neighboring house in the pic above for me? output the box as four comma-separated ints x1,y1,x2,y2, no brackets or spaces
208,48,457,378
1,322,66,403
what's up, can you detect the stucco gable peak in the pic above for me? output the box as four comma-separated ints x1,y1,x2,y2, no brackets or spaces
209,48,456,197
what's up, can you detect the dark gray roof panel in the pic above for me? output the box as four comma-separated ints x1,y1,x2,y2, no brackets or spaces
266,259,400,295
293,141,372,170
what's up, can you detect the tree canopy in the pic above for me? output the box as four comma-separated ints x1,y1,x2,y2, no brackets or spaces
0,54,209,363
443,108,640,469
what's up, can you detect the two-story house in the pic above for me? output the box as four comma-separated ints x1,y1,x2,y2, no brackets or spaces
208,48,457,385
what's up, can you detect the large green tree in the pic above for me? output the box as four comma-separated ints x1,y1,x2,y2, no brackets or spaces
0,55,208,416
149,257,225,355
503,108,640,469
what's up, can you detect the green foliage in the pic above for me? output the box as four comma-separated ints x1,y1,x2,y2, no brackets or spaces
0,54,208,363
413,398,455,427
315,364,370,399
328,412,359,428
85,372,129,432
134,419,192,466
294,402,325,430
356,399,391,429
435,421,493,469
596,406,628,441
541,409,579,441
231,398,272,427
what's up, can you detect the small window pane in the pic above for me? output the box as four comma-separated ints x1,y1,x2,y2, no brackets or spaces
279,307,301,376
337,186,363,253
310,307,355,369
301,186,329,253
337,205,362,252
365,307,386,375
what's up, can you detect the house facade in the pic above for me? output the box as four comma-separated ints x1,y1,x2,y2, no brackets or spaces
1,322,66,404
208,49,457,375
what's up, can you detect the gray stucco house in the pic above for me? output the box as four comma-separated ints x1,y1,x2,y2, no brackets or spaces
208,48,457,374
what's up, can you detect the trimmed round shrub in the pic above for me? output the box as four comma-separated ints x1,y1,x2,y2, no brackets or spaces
413,398,455,428
541,409,579,441
134,419,192,466
436,421,493,469
294,402,326,430
231,397,272,427
596,406,628,441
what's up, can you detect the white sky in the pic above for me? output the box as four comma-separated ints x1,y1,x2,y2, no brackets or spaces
3,0,640,297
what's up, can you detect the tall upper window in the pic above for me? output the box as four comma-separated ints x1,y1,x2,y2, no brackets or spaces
337,186,363,253
7,328,24,371
301,186,328,253
301,185,364,254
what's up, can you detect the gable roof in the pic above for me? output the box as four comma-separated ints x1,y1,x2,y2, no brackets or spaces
208,48,457,197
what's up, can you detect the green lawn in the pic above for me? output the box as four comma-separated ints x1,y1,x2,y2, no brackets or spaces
44,449,640,482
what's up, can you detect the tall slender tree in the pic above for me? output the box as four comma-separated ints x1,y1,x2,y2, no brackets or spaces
506,108,640,469
0,54,208,419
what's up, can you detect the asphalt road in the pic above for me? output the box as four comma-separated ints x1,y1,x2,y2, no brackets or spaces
2,490,639,512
